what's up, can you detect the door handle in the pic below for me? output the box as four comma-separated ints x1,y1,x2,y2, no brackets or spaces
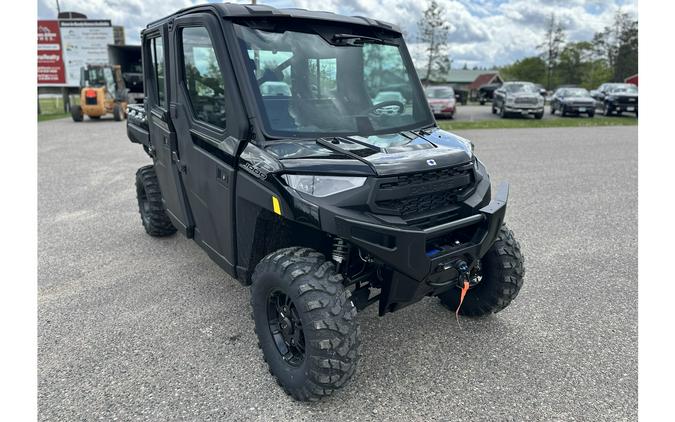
172,151,187,174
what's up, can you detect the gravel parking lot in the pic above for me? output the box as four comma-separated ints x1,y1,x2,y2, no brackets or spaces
38,118,637,421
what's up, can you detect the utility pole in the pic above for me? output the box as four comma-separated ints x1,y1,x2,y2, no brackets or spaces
56,0,61,15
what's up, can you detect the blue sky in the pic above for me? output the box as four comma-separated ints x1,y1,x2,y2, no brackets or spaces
38,0,637,68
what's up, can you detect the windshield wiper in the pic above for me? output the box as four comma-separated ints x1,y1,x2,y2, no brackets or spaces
331,34,386,46
338,136,382,153
316,138,378,175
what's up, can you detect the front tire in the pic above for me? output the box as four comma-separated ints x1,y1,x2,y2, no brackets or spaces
135,165,176,237
71,105,83,122
113,103,123,121
602,103,612,116
438,224,525,316
251,247,360,401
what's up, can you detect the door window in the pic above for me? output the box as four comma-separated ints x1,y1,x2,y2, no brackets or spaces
181,26,227,129
148,36,166,108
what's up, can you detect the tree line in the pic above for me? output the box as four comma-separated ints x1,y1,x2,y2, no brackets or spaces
501,11,638,90
416,1,638,90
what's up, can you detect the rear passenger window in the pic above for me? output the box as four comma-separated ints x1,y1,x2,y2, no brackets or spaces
149,36,166,107
181,26,227,129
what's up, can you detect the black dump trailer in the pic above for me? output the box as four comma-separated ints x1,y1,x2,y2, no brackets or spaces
108,45,144,104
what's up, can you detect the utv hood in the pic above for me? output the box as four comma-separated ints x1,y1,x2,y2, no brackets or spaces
265,128,474,176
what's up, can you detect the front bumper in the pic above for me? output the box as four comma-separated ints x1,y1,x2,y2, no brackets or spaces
328,182,509,315
504,105,544,115
609,102,638,113
563,104,594,113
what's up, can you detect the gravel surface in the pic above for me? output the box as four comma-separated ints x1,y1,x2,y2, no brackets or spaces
38,117,637,421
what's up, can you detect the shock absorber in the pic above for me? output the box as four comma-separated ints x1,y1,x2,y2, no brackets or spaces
332,237,348,268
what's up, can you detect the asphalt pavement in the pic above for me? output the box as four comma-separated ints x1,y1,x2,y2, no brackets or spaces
444,103,637,122
38,117,637,421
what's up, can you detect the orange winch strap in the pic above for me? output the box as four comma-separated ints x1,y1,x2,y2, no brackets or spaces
455,280,470,326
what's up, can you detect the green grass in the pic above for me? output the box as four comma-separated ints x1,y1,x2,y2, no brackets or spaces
38,113,69,122
38,95,79,122
437,116,638,131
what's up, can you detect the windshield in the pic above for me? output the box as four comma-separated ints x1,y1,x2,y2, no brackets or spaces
426,87,454,99
504,83,537,93
234,23,433,138
565,88,591,97
610,85,638,94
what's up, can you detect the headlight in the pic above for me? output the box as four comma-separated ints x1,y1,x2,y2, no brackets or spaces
282,175,367,197
538,97,544,105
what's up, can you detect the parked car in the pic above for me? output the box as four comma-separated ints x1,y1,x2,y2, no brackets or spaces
477,83,501,105
550,87,596,117
371,90,407,115
126,3,524,402
492,81,545,119
425,85,457,118
596,84,638,116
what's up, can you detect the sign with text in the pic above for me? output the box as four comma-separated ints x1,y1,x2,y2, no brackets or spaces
37,20,66,85
60,20,114,86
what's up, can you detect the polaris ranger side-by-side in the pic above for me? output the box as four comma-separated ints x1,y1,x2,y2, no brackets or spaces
127,3,525,401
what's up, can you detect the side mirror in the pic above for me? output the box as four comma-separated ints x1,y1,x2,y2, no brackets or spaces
539,89,547,96
455,94,461,100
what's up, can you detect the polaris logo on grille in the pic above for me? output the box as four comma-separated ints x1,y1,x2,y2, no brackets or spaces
426,159,437,166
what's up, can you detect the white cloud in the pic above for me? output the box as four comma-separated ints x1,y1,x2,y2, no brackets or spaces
37,0,638,67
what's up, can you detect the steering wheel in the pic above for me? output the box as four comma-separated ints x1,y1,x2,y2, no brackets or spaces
365,100,405,116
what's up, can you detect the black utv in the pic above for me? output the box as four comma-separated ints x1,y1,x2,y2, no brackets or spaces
127,3,525,401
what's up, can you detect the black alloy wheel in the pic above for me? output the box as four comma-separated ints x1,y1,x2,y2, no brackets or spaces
266,290,305,366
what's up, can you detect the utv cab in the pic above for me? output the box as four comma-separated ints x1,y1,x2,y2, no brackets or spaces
127,3,525,401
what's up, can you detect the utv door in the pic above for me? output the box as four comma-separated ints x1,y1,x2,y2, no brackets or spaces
169,14,242,273
143,28,193,235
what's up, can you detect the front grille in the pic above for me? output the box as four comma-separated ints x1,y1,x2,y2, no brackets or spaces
570,101,594,107
616,96,638,105
372,162,475,219
515,97,538,105
85,97,98,105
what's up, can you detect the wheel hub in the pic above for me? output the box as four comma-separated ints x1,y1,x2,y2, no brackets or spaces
267,291,305,366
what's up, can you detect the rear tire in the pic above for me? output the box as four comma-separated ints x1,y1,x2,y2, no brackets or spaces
491,104,497,114
251,247,360,401
438,224,525,316
550,105,555,115
71,105,83,122
499,105,507,118
588,111,595,118
135,165,176,237
113,103,123,121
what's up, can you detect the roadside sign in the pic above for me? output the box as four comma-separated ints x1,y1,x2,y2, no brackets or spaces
37,20,66,85
37,19,114,87
59,20,114,86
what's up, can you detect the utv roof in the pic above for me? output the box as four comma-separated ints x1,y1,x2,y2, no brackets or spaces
145,2,401,34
